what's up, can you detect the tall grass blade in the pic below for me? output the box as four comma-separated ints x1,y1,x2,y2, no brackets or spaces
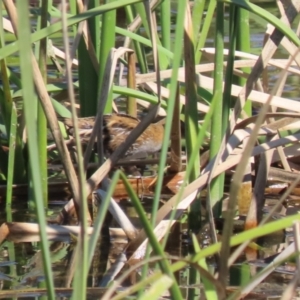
151,0,186,225
98,0,116,113
77,50,99,117
37,0,51,206
139,1,162,287
169,87,182,172
120,172,183,300
78,0,99,117
59,1,90,297
5,103,17,208
13,0,55,297
217,4,239,284
192,234,218,300
236,7,251,115
88,171,121,267
158,90,218,250
184,0,201,225
222,5,237,133
192,0,206,45
160,0,171,52
183,3,202,298
209,1,224,219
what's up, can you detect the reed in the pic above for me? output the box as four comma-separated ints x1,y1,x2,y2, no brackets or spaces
14,0,55,298
1,0,300,299
209,1,225,220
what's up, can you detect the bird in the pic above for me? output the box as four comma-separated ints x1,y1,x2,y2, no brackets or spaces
61,114,164,158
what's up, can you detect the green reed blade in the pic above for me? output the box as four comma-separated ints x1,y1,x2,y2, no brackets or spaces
113,85,168,107
222,4,238,129
5,103,17,208
88,0,101,56
120,172,183,300
236,7,251,115
151,0,185,223
184,1,200,200
195,0,216,63
192,234,218,300
59,2,89,297
98,0,116,114
184,3,202,296
209,1,224,218
77,0,99,117
160,0,171,52
216,6,237,277
88,171,121,267
192,0,206,45
15,0,55,298
77,40,99,116
207,3,233,288
37,0,51,206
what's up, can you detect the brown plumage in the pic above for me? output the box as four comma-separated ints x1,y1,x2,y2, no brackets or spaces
61,114,164,157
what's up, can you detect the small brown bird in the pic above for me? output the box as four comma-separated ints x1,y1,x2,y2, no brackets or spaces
61,114,164,158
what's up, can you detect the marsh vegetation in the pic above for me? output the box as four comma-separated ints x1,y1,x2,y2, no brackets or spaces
0,0,300,299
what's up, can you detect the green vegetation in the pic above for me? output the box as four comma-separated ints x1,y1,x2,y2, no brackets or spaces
0,0,300,299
